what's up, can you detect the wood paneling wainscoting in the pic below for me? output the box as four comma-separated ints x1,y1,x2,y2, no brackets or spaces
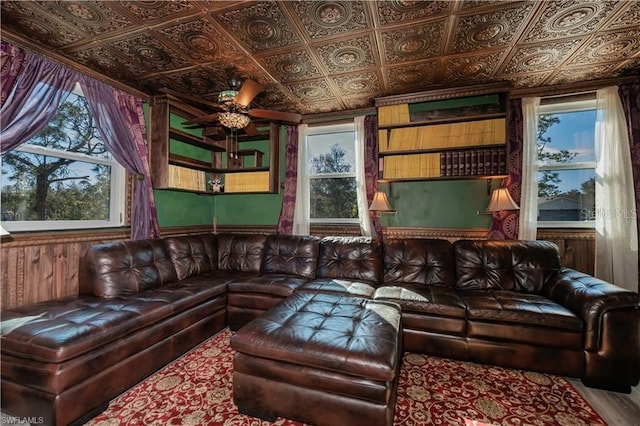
0,226,595,311
536,228,595,276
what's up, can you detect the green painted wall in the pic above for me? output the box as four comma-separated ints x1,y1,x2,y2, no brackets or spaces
146,101,495,229
377,180,496,229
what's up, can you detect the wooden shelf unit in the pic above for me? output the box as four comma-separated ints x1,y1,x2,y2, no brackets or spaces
148,94,279,194
375,84,510,182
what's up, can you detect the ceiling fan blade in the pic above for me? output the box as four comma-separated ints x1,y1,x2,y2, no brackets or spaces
159,88,223,110
248,109,301,123
202,126,227,137
244,122,259,136
234,79,263,108
182,113,219,126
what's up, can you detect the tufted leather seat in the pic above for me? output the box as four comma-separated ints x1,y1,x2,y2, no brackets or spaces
231,292,402,426
226,234,319,330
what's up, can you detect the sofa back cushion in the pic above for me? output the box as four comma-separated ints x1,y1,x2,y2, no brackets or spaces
262,235,320,278
79,239,177,298
317,236,381,284
383,238,455,287
454,240,561,293
165,234,218,280
216,233,267,273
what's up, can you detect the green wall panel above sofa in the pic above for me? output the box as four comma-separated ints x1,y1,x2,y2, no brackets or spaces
377,180,494,229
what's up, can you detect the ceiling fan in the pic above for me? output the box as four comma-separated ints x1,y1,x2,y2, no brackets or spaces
160,78,301,137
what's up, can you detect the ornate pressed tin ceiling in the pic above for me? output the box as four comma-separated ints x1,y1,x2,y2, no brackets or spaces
1,1,639,115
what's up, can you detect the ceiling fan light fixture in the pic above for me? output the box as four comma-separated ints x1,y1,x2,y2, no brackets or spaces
218,89,238,104
218,111,250,129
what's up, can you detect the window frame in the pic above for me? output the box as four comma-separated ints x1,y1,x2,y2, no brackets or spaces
305,122,359,225
1,85,126,232
536,97,596,229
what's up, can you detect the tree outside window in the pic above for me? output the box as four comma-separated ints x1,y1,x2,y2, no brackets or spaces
306,127,358,223
536,101,596,226
1,85,125,231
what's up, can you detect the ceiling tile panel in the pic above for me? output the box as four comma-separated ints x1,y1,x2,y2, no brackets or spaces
501,39,583,75
66,45,146,80
0,1,85,47
284,79,337,104
521,0,621,44
158,17,245,63
288,1,370,40
116,0,199,22
549,62,621,86
108,33,192,72
567,29,640,66
375,1,451,26
501,71,551,89
379,20,447,64
314,34,378,73
385,60,439,93
330,72,382,97
37,0,134,37
212,1,301,53
606,2,640,31
442,51,505,83
451,3,536,54
258,50,323,83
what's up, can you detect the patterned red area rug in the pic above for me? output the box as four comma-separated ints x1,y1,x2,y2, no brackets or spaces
86,329,605,425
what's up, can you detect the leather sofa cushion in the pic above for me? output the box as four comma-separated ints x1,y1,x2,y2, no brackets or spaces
1,278,226,363
460,289,583,331
374,284,466,318
317,237,381,284
228,274,309,297
165,234,217,280
262,235,320,279
79,239,177,298
297,278,376,298
383,238,455,287
231,292,401,382
454,240,561,292
216,233,267,273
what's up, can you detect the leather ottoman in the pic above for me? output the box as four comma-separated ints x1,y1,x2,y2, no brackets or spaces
230,292,403,426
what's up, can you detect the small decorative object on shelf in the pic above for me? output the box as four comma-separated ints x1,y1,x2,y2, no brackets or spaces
209,178,224,193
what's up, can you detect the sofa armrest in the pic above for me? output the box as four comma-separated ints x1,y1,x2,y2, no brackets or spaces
543,267,639,351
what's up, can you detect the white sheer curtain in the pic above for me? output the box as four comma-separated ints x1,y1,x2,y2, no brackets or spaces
292,124,310,235
354,116,373,236
594,87,638,291
518,97,540,240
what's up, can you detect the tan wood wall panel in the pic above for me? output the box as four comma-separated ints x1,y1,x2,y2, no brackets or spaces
0,226,596,310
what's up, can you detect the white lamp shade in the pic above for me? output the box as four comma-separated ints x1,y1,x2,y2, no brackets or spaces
486,188,520,212
369,191,394,213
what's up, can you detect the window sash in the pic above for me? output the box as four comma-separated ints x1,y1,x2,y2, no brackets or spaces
536,98,596,229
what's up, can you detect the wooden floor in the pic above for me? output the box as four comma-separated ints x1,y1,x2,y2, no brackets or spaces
568,379,640,425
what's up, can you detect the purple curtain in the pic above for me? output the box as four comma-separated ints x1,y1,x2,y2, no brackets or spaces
364,114,382,238
487,98,522,240
617,79,640,283
1,52,78,153
80,76,160,240
276,125,299,234
1,41,26,107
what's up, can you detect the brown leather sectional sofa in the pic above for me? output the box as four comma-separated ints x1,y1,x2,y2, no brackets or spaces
1,233,639,425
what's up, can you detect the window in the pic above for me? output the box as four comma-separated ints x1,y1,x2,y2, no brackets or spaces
306,123,358,224
1,83,126,232
537,98,596,227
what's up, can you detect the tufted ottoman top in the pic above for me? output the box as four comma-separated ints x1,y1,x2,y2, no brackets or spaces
231,292,402,382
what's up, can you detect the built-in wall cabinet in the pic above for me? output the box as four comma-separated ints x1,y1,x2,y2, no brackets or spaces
375,83,510,182
148,94,279,195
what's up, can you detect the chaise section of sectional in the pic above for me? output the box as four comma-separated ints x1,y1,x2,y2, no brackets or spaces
1,237,227,426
